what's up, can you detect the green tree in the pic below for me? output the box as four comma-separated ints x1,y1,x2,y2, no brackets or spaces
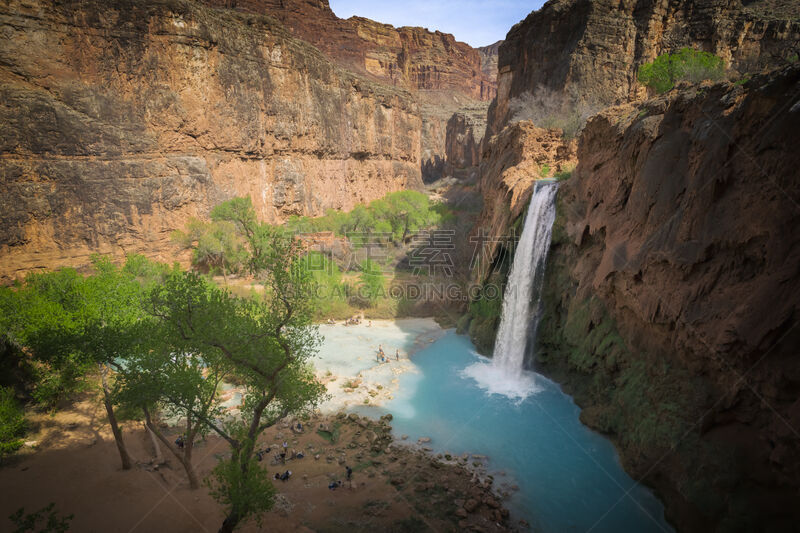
116,288,229,489
172,219,248,281
0,255,163,470
638,48,725,93
148,204,327,530
1,268,95,408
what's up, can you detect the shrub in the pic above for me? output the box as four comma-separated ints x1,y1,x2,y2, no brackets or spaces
539,164,551,178
509,86,599,138
8,503,73,533
0,386,25,461
354,260,385,308
638,48,725,93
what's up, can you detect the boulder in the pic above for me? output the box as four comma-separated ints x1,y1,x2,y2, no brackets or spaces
464,498,479,513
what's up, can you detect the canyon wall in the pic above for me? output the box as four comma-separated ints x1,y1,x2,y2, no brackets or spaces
200,0,497,101
200,0,497,181
539,67,800,531
0,0,424,281
487,0,800,136
477,40,501,81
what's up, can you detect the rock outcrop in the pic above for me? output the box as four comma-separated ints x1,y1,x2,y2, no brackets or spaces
441,103,494,182
0,0,425,281
477,41,502,81
537,67,800,531
487,0,800,136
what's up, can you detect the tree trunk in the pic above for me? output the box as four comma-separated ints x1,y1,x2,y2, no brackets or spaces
143,407,200,489
219,512,240,533
100,364,132,470
145,422,164,464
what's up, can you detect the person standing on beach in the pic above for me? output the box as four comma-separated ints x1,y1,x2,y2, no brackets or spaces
395,349,399,361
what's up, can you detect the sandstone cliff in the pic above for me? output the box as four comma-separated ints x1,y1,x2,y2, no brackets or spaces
201,0,497,101
200,0,498,185
0,0,423,281
535,67,800,531
487,0,800,136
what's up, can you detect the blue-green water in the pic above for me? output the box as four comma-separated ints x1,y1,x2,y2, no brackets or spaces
351,330,672,533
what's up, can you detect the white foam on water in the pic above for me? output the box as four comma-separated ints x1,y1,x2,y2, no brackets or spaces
462,358,542,402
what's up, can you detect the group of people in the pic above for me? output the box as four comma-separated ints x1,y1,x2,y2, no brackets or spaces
344,317,368,326
274,470,292,482
254,440,305,464
376,344,400,363
328,465,353,491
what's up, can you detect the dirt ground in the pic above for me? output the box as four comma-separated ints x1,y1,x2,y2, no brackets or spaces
0,392,514,532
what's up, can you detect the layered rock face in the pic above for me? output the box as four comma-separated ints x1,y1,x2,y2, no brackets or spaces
200,0,498,184
537,67,800,531
487,0,800,136
0,0,424,281
201,0,497,101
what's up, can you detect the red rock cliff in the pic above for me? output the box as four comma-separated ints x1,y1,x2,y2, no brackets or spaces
537,66,800,532
0,0,423,281
487,0,800,136
201,0,497,101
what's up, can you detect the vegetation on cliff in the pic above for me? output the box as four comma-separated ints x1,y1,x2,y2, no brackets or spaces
638,48,726,93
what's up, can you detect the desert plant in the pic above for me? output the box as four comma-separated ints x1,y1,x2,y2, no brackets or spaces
509,86,598,138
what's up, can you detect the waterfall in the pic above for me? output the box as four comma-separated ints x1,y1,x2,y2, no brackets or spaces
463,180,559,399
492,180,559,375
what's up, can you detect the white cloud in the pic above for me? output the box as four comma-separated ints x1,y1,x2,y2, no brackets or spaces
329,0,544,47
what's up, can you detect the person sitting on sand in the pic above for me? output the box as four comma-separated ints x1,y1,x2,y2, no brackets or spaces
279,470,291,481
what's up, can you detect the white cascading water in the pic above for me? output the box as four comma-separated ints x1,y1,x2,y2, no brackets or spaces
463,180,559,400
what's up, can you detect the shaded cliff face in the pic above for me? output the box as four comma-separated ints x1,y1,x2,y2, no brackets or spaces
440,103,494,182
0,0,423,281
487,0,800,136
201,0,497,101
537,67,800,531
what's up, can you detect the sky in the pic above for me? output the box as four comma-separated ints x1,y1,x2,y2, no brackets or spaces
329,0,546,48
